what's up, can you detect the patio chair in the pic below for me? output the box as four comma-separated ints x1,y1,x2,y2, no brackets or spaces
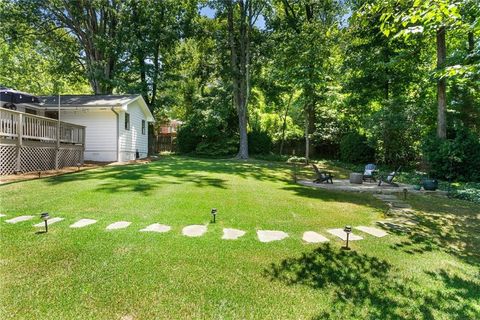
363,163,378,182
377,166,401,187
312,164,333,184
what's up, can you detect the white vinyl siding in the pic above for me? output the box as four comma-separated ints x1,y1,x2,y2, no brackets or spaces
118,100,149,161
60,109,117,162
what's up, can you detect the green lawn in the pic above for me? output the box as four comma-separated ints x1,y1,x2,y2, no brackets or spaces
1,156,479,319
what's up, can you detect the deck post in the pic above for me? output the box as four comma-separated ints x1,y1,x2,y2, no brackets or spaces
15,113,23,173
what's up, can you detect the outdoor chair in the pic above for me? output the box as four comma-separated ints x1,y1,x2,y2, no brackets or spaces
312,164,333,184
377,166,401,187
363,163,378,182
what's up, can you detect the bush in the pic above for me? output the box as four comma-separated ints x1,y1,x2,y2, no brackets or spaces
450,186,480,204
177,124,201,154
422,128,480,181
287,156,307,164
339,132,375,164
248,129,273,155
195,136,238,157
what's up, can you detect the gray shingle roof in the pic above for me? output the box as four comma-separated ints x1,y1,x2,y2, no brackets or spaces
40,95,140,107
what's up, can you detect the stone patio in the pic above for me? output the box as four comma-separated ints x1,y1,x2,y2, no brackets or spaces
298,179,447,195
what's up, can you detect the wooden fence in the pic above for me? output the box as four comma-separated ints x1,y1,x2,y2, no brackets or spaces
0,108,85,175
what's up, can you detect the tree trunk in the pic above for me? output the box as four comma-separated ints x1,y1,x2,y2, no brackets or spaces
304,107,310,164
279,94,293,155
227,0,249,159
436,26,447,139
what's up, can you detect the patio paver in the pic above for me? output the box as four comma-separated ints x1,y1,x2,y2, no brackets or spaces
5,215,34,224
106,221,131,230
303,231,330,243
182,225,207,237
34,217,64,227
140,223,171,233
327,228,363,241
222,228,246,240
355,226,388,237
70,219,97,228
257,230,289,243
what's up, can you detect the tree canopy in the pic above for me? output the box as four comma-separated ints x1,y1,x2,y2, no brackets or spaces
1,0,479,178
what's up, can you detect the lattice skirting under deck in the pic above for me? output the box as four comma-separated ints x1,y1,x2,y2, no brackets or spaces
0,144,84,175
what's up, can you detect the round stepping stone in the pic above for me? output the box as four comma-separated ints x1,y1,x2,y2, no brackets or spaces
355,226,388,238
106,221,131,230
257,230,289,243
140,223,171,233
327,228,363,241
0,214,6,218
70,219,97,228
5,215,34,224
222,228,246,240
182,225,207,237
34,217,64,227
302,231,329,243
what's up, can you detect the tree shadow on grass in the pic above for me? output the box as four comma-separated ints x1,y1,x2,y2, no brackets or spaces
378,195,480,267
281,184,387,211
264,244,480,319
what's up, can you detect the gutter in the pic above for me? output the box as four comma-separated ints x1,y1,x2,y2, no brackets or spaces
111,107,120,162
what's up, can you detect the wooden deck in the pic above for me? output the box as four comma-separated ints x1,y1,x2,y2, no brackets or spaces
0,108,85,175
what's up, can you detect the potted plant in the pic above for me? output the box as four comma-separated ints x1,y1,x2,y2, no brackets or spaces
421,178,438,191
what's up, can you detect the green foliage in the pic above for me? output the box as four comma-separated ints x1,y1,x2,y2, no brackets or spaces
287,156,307,164
339,132,375,164
248,129,273,155
422,128,480,181
450,183,480,203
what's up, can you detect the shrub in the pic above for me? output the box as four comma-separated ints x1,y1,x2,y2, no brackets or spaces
422,128,480,181
287,156,307,164
248,129,273,155
339,132,375,164
195,136,238,157
177,123,202,154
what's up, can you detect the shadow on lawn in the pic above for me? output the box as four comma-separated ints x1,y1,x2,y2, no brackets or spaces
379,195,480,267
35,156,389,212
264,244,480,319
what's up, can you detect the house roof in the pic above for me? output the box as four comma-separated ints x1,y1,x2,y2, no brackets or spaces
40,94,154,122
40,95,139,107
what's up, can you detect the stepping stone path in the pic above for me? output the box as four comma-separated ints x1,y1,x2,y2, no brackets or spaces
257,230,288,243
140,223,171,233
303,231,329,243
5,215,34,224
182,225,207,237
222,228,246,240
327,228,363,241
106,221,131,230
34,217,64,227
355,226,388,238
70,219,97,228
374,193,417,228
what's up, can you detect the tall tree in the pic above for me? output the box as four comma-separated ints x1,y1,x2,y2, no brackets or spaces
378,0,463,139
267,0,341,162
20,0,123,94
222,0,264,159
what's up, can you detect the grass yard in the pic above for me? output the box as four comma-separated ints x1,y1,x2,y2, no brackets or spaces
1,156,479,319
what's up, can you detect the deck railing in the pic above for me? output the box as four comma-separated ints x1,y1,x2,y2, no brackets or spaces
0,108,85,145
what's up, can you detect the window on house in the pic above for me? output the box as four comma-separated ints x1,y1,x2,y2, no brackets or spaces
45,111,58,119
25,108,37,115
142,120,146,135
125,113,130,130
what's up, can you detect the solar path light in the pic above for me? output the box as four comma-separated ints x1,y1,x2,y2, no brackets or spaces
40,212,50,233
343,225,352,250
211,208,217,223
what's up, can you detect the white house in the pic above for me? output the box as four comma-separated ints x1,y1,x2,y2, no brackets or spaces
40,95,154,162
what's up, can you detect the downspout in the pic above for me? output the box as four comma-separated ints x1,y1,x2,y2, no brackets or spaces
111,107,120,162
